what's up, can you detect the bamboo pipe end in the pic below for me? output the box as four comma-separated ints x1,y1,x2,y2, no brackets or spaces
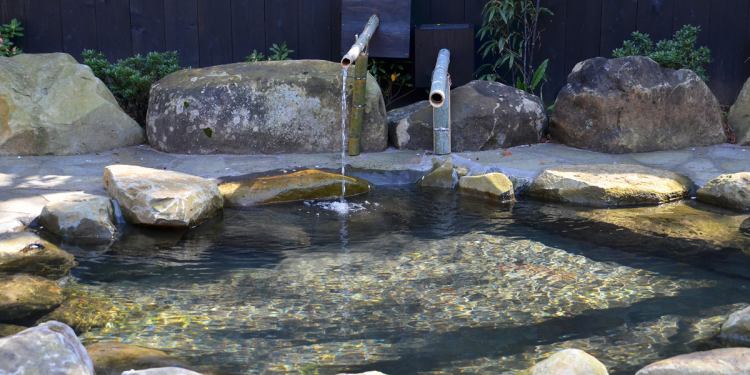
430,92,445,108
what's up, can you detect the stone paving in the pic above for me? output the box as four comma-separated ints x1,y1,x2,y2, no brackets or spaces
1,142,748,231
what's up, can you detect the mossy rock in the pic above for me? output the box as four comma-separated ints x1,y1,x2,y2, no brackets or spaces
0,274,63,323
87,342,190,375
0,323,26,337
38,287,124,334
219,169,371,207
458,173,515,201
0,232,76,279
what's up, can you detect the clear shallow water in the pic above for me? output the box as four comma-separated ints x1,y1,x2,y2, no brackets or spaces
61,187,750,374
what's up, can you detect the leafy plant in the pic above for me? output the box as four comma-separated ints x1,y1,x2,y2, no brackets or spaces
613,25,712,81
0,19,24,57
476,0,552,95
368,59,414,109
245,42,294,62
82,50,181,126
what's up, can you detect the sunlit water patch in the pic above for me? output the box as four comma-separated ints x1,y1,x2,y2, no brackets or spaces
58,187,750,375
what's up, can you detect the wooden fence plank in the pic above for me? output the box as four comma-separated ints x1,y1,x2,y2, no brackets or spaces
412,0,431,25
95,0,132,60
464,0,486,27
198,0,233,66
564,0,601,77
25,0,62,52
600,0,638,56
330,0,342,60
165,0,199,67
61,0,98,60
298,0,332,59
265,0,299,56
231,0,265,62
1,0,28,49
130,0,166,55
671,0,710,45
538,0,567,102
637,0,675,40
430,0,465,23
707,0,750,103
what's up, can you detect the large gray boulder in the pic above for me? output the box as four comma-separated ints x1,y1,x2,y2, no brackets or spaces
696,172,750,212
0,232,76,278
0,53,144,156
0,321,94,375
635,348,750,375
147,60,387,154
103,165,223,227
388,80,546,151
728,77,750,145
550,56,726,153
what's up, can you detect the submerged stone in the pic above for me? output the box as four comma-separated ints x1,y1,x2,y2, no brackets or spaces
219,169,371,207
0,232,76,278
39,289,122,334
458,173,515,201
146,60,387,154
550,56,725,153
635,348,750,375
0,321,94,374
87,342,191,375
528,164,692,207
0,274,63,322
525,349,609,375
720,305,750,344
418,158,458,189
104,165,223,227
0,323,25,337
697,172,750,212
0,53,143,156
123,368,203,375
39,194,117,243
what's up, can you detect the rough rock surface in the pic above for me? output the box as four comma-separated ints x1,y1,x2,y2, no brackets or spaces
528,164,692,207
0,232,76,278
742,218,750,235
87,342,190,375
0,53,143,156
147,60,387,154
729,77,750,145
458,173,515,201
0,321,94,374
720,305,750,344
526,349,609,375
635,348,750,375
550,56,725,153
418,159,461,189
696,172,750,212
0,274,63,322
123,368,203,375
219,169,370,207
104,165,223,227
388,80,546,151
39,195,117,242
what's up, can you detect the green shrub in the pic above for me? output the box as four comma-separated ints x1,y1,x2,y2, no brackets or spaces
82,50,181,126
477,0,552,95
0,19,24,57
368,59,414,109
613,25,711,80
245,42,294,62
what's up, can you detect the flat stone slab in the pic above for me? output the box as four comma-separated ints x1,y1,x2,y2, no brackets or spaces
0,143,748,225
636,348,750,375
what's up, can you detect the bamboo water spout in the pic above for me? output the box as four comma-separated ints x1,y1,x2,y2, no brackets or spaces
431,49,451,155
341,14,380,68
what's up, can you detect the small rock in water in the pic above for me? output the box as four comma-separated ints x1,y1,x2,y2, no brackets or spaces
635,348,750,375
526,349,609,375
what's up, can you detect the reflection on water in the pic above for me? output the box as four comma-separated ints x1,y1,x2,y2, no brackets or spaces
61,187,750,374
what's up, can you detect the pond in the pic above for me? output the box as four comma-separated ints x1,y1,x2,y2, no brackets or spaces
59,186,750,374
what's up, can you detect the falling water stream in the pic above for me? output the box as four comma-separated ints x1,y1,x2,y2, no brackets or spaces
340,67,349,203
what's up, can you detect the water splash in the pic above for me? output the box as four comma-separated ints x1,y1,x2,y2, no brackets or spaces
340,67,349,203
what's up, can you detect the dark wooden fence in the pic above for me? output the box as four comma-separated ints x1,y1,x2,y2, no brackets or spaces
2,0,750,104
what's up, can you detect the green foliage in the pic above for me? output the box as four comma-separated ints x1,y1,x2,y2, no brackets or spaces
613,25,712,81
245,42,294,62
477,0,551,95
368,59,414,109
0,19,24,57
82,49,181,126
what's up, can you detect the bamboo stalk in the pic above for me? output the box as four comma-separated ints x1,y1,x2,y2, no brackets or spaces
431,49,451,155
341,15,380,68
348,52,369,156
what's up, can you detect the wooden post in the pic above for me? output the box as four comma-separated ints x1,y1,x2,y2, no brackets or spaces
348,52,369,156
430,49,451,155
